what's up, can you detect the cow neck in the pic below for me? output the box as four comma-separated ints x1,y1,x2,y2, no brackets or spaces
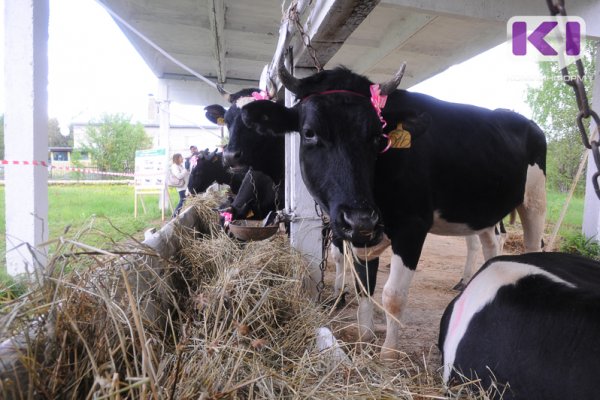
300,85,391,152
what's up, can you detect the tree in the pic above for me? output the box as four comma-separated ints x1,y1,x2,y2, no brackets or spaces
48,118,73,147
526,42,597,193
83,113,151,172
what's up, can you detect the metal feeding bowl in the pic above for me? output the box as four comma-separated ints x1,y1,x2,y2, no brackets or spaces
228,220,279,241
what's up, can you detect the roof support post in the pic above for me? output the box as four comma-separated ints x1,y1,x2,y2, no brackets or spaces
157,79,171,212
4,0,49,276
284,51,323,301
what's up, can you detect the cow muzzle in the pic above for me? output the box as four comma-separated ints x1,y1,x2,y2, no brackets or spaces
336,207,383,246
223,149,244,170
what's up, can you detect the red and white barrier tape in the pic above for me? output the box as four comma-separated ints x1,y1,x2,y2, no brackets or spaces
1,160,134,177
1,159,48,167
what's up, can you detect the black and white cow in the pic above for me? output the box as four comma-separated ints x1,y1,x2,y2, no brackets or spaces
228,168,283,221
206,88,352,301
187,148,280,222
187,149,244,195
205,88,285,186
439,252,600,400
205,86,508,300
240,60,546,359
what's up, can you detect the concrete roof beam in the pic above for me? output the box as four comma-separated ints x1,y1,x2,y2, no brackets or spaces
207,0,227,84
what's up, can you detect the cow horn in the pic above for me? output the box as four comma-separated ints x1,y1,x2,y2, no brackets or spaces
277,52,301,94
379,63,407,96
266,76,278,100
217,83,232,103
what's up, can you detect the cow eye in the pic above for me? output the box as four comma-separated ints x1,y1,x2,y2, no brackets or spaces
302,129,317,142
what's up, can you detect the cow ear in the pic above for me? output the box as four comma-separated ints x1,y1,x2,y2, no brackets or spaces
399,112,431,139
205,105,227,126
241,100,299,136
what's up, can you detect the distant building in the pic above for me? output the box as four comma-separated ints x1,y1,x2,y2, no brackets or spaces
48,146,71,164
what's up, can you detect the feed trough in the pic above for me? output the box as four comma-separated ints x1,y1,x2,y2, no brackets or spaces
228,220,279,241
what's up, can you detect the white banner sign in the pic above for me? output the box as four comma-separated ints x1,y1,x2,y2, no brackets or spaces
134,148,167,189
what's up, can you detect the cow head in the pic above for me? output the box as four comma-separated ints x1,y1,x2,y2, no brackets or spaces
205,85,285,182
239,60,408,246
188,149,233,194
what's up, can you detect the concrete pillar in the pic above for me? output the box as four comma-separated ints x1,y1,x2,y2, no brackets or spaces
4,0,49,276
157,79,171,153
582,43,600,240
284,58,323,300
157,79,171,211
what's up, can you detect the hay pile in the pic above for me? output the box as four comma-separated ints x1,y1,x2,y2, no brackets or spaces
0,197,491,399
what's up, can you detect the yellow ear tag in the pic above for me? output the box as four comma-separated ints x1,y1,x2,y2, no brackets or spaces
216,117,226,126
245,210,255,219
388,123,411,149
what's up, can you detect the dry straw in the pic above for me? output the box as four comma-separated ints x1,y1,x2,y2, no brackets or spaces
0,196,496,399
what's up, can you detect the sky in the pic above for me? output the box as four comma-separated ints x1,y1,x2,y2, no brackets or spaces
0,0,545,135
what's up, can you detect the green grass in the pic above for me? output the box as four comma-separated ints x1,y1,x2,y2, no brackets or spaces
0,184,182,292
543,191,600,256
545,190,585,236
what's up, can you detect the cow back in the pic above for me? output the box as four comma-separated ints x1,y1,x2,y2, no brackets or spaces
440,252,600,400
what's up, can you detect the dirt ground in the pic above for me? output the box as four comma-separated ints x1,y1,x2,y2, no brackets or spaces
323,233,500,367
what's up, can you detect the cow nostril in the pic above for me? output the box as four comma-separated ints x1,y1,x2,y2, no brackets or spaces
341,209,379,234
342,211,354,228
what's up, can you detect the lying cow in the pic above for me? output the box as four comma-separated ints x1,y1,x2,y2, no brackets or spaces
240,58,546,359
439,252,600,400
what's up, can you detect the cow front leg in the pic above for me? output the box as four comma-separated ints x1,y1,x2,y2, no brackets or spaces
353,257,379,342
381,254,415,360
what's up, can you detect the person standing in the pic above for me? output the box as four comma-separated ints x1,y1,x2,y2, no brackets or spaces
170,153,189,218
185,145,199,171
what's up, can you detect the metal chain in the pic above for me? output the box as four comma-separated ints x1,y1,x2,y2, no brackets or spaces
546,0,600,198
288,2,323,72
314,201,331,302
248,168,262,217
272,180,282,212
